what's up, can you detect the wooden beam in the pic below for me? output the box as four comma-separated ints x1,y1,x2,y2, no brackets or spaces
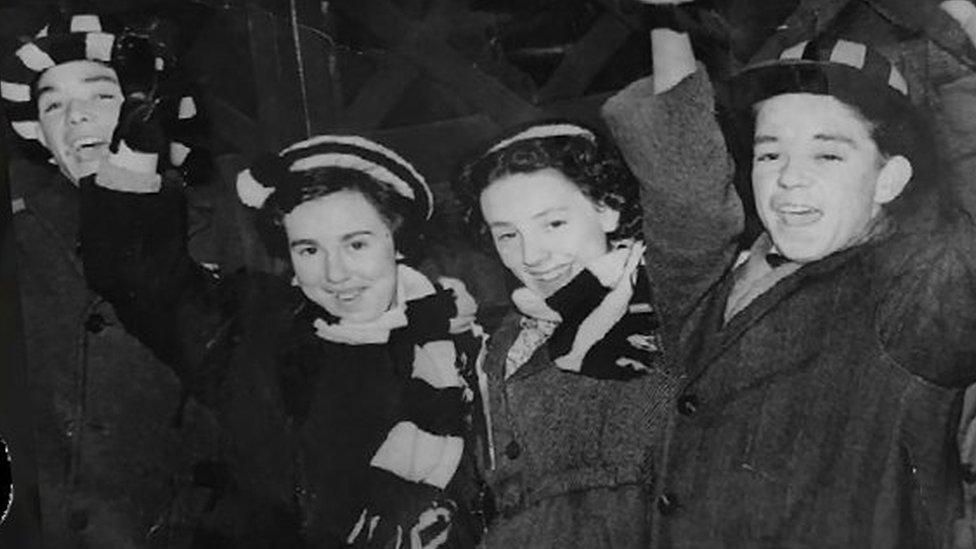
289,0,338,135
333,0,539,127
245,3,288,149
537,12,636,103
339,52,419,130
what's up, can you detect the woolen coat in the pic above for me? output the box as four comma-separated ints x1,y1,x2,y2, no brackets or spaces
603,68,976,548
482,293,677,548
4,162,219,548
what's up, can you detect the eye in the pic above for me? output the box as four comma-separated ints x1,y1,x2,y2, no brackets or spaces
348,238,370,251
816,152,844,162
41,100,63,114
494,231,516,243
96,93,118,101
754,151,779,163
294,245,318,257
547,219,567,230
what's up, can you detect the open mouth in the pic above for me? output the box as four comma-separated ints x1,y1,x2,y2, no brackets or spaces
328,288,366,304
69,137,109,161
773,203,822,227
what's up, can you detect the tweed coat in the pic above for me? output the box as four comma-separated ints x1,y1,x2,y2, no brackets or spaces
481,275,677,548
4,161,219,548
602,69,976,548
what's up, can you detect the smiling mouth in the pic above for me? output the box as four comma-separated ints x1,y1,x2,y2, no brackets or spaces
328,288,365,303
528,264,572,284
773,203,822,227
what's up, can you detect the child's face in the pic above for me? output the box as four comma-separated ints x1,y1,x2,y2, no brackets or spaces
751,93,901,262
285,189,399,323
479,168,619,297
34,60,123,184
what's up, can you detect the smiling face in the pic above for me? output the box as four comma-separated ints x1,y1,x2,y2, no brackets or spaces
34,60,123,184
479,168,619,297
751,93,910,262
284,189,399,323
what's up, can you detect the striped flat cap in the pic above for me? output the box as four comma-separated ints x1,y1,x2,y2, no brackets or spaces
0,12,199,167
730,38,912,112
237,135,434,221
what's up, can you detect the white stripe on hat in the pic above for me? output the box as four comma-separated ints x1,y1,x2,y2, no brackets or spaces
829,40,867,70
11,121,38,140
178,96,196,120
284,134,433,216
155,57,164,71
36,25,49,38
85,32,115,62
0,81,31,102
15,43,55,72
888,67,908,95
780,41,808,60
488,123,595,154
70,15,102,33
290,152,416,200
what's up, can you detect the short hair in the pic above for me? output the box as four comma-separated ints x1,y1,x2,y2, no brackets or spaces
457,125,641,250
256,167,424,260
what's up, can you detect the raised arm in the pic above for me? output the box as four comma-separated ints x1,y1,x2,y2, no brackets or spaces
79,101,246,407
602,0,743,355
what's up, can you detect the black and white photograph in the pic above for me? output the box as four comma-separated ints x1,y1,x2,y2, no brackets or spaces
2,0,976,547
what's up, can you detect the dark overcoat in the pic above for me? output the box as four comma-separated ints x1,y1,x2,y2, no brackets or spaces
603,69,976,547
4,162,219,548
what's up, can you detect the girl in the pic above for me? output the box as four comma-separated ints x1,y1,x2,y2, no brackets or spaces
80,135,484,548
455,121,676,548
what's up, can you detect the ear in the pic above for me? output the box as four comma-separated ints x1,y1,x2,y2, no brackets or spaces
874,155,912,205
33,122,48,149
595,202,621,233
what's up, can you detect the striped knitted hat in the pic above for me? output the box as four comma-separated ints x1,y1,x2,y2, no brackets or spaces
0,12,198,166
730,38,912,113
236,135,434,221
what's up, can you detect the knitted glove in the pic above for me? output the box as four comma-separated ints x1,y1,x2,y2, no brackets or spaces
347,469,457,549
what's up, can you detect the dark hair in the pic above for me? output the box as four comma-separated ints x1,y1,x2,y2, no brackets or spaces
456,123,641,251
255,166,424,260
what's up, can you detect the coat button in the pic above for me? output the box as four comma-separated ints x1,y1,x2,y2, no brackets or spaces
657,492,680,516
505,440,521,460
677,394,700,416
84,313,107,334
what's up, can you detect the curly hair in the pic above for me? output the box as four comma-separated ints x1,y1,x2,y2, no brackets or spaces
456,122,642,251
255,166,424,261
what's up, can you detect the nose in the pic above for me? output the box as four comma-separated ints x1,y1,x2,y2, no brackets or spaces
777,156,810,189
66,98,95,125
521,233,549,267
323,250,350,284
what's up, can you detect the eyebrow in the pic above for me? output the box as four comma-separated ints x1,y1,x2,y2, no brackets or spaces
754,133,857,147
37,74,120,98
531,206,568,220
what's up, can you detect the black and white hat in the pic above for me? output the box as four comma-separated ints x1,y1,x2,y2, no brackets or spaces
236,135,434,220
0,12,199,166
730,38,911,112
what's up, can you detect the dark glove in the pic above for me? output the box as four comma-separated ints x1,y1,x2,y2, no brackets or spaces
110,95,170,157
348,469,457,549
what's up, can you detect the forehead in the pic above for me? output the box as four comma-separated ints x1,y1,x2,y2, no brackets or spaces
754,93,873,141
36,59,120,94
284,189,390,237
480,168,592,221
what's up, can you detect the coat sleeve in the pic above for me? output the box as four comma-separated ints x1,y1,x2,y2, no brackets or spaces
601,67,744,355
79,176,243,407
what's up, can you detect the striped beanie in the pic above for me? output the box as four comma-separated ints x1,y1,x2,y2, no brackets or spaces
236,134,434,221
0,12,199,166
730,38,912,113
